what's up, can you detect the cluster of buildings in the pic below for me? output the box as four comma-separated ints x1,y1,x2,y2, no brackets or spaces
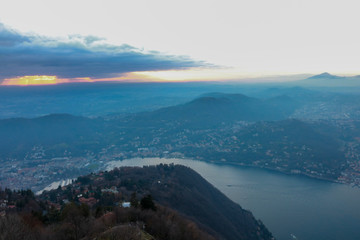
1,119,360,192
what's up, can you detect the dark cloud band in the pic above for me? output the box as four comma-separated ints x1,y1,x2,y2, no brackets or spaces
0,23,208,81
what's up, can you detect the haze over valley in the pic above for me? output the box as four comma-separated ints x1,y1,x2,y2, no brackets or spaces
2,74,360,190
2,76,360,239
1,1,360,239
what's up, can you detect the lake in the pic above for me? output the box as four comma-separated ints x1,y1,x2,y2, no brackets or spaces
106,157,360,240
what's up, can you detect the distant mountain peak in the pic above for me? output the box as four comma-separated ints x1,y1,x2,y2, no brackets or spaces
199,92,250,100
190,96,229,104
308,72,342,79
318,72,332,77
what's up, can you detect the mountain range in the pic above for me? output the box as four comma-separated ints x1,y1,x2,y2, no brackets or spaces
290,72,360,87
127,92,298,129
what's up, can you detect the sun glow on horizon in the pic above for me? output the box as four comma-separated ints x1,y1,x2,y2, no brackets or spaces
0,69,329,86
1,75,93,86
2,75,67,86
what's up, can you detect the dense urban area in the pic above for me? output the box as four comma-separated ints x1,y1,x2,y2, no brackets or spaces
1,117,360,192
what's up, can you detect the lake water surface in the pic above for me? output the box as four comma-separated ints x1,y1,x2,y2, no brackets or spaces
106,157,360,240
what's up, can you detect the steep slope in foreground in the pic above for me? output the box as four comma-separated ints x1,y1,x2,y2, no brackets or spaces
144,164,274,240
0,189,214,240
38,165,273,240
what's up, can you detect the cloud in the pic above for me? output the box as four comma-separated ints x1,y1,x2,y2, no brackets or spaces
0,23,208,82
0,23,31,47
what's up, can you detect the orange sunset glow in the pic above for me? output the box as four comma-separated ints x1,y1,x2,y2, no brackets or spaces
2,75,68,86
1,75,94,86
1,75,141,86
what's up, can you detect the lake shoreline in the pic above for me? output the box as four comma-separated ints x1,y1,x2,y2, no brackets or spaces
103,157,360,240
209,160,344,185
115,156,351,187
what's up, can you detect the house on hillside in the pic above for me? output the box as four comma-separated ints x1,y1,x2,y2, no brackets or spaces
79,197,97,207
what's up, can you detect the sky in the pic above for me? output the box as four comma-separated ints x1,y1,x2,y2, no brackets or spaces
0,0,360,85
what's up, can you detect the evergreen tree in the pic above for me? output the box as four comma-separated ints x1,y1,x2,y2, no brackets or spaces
140,194,156,211
130,192,138,208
